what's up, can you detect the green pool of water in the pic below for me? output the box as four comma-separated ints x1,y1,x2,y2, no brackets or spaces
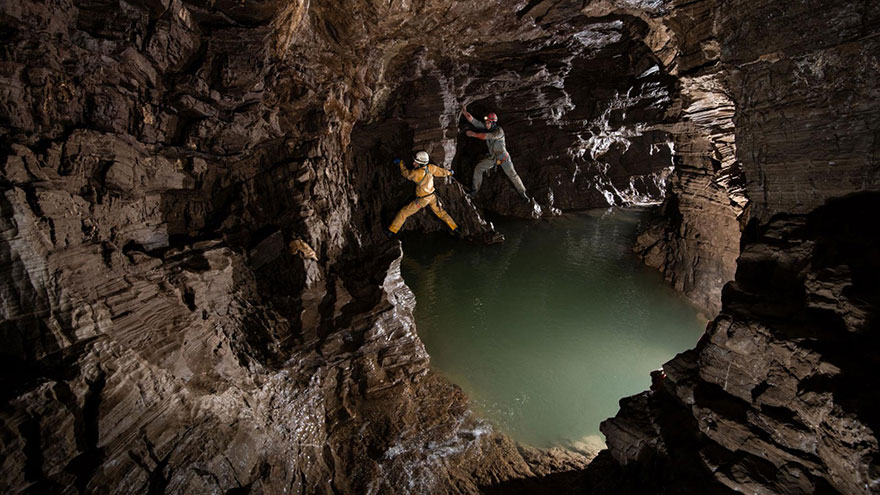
400,208,706,449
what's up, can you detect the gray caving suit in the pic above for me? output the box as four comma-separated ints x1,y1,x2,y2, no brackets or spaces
469,120,527,195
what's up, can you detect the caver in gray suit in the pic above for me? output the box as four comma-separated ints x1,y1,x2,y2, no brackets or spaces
461,107,529,201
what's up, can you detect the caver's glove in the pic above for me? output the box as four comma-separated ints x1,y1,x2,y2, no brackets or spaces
466,130,476,137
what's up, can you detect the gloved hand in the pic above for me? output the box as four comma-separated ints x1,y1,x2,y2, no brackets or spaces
393,158,401,165
465,130,476,137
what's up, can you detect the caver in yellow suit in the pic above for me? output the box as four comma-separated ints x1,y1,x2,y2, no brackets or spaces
387,151,458,236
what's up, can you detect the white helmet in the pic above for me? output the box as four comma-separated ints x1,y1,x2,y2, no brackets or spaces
414,151,429,165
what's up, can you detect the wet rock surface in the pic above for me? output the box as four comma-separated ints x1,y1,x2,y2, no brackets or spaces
591,1,880,493
632,0,746,316
2,0,878,492
1,0,623,492
599,193,880,494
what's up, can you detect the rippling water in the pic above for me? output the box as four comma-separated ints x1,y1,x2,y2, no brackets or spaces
400,208,706,448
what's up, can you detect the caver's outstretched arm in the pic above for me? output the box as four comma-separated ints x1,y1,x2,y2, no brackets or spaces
394,158,418,181
428,164,454,177
461,106,487,130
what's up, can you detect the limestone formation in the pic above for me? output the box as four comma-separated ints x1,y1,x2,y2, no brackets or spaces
2,0,878,493
0,0,634,491
629,0,746,316
596,1,880,494
601,193,880,494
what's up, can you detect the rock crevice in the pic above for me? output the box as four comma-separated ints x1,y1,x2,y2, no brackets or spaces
594,0,880,492
2,0,878,493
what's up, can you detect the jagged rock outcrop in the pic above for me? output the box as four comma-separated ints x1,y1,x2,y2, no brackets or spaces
601,193,880,494
595,1,880,493
629,0,747,316
636,0,880,316
4,0,875,492
1,0,669,492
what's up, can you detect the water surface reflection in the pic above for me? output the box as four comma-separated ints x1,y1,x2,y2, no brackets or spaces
401,208,705,448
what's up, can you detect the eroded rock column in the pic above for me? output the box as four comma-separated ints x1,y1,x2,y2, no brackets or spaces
596,1,880,493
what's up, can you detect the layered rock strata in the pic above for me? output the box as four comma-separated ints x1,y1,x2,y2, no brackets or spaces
723,0,880,221
6,0,873,492
601,193,880,494
637,0,880,316
632,0,747,315
596,1,880,493
358,3,686,220
0,0,668,492
446,15,680,216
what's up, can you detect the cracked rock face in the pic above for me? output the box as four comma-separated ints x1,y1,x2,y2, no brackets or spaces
2,0,670,492
594,1,880,494
631,0,746,316
3,0,875,492
601,193,880,495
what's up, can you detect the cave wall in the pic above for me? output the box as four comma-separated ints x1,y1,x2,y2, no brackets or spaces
724,0,880,221
1,0,683,492
602,194,880,495
624,0,747,316
447,16,680,215
356,6,687,221
0,1,559,492
598,1,880,493
635,0,880,315
6,0,873,492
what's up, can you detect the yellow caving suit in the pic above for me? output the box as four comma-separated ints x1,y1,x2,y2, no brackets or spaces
388,162,458,234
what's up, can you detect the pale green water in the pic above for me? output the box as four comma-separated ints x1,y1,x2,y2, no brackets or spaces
400,208,706,448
